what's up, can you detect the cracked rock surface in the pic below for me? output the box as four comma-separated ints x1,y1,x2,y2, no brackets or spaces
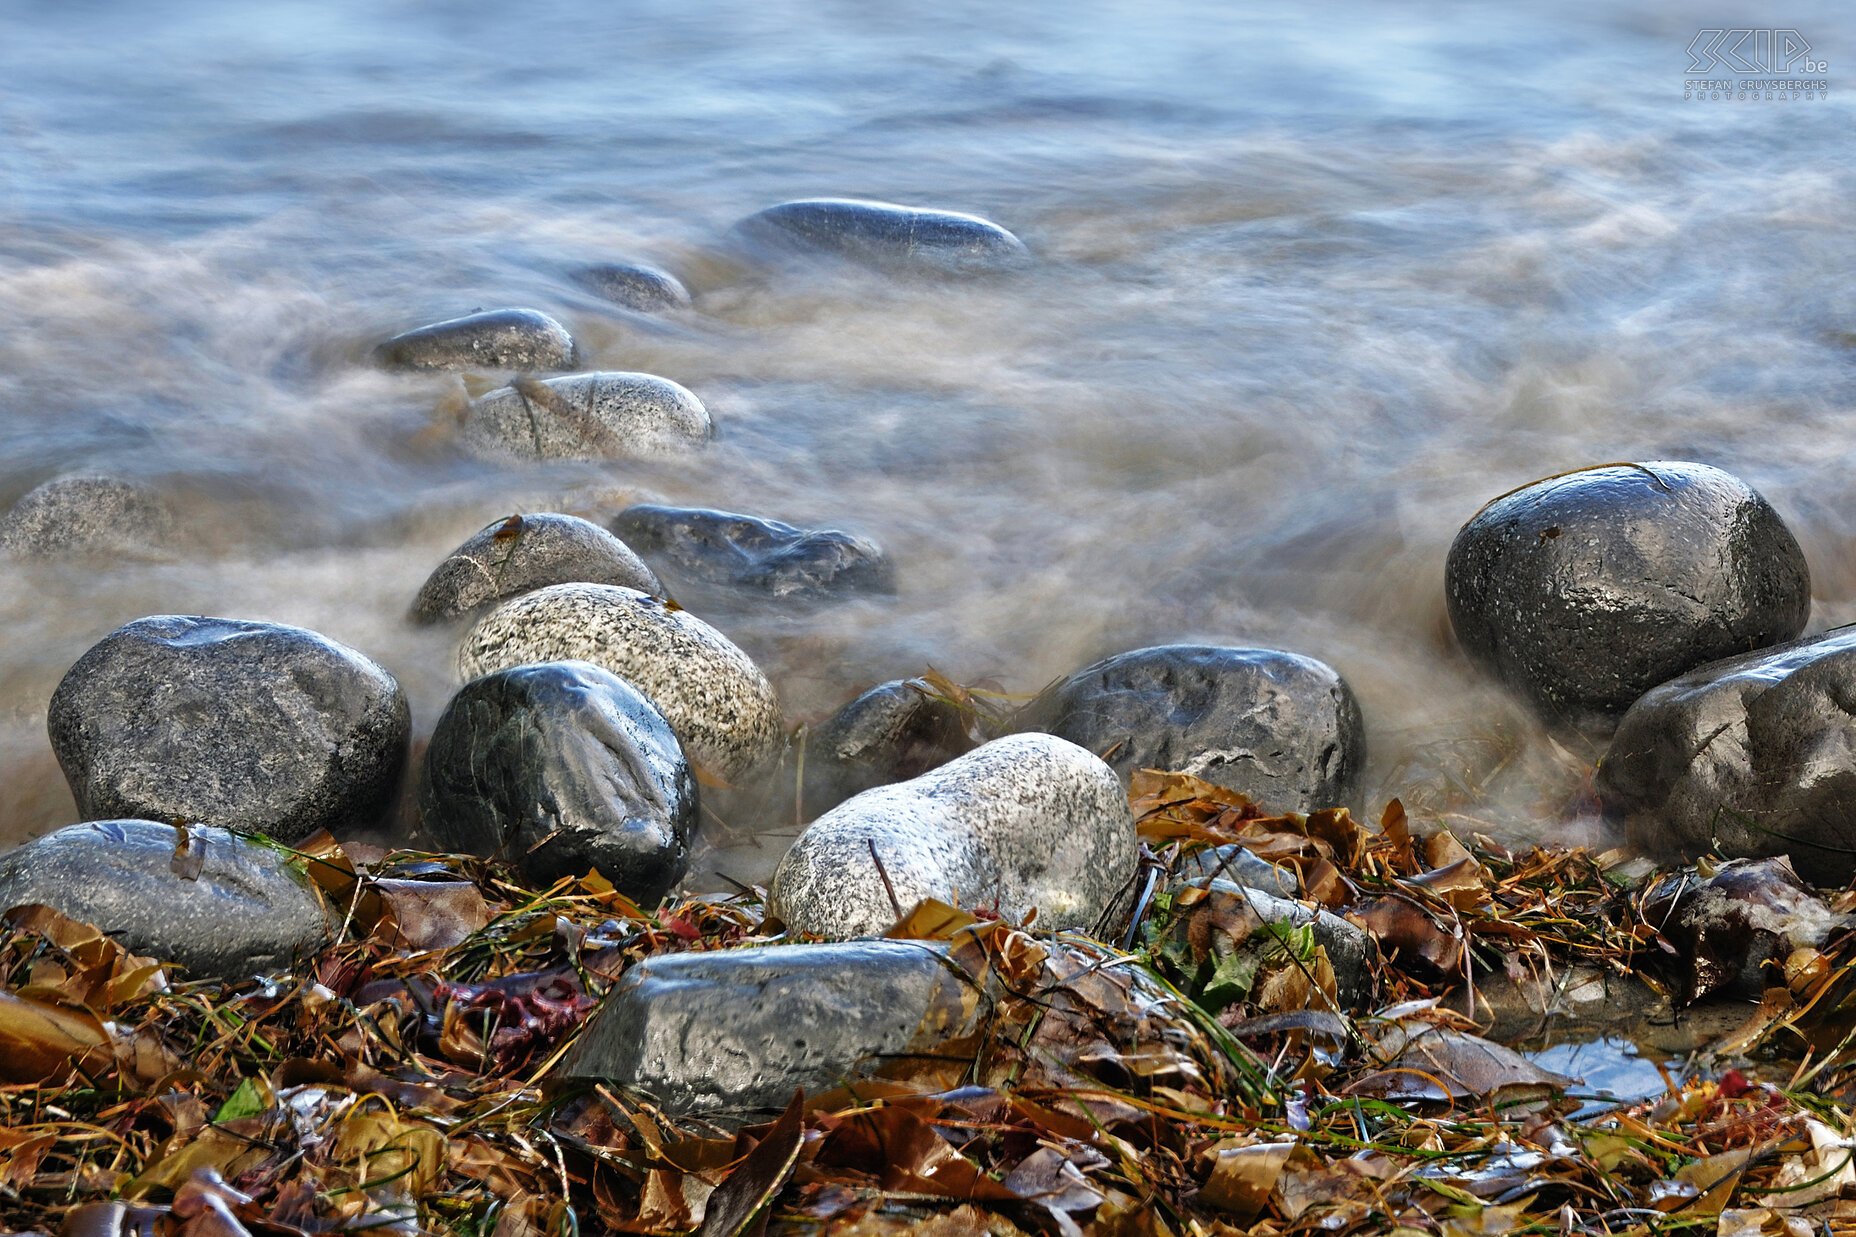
1599,629,1856,884
0,820,334,980
769,733,1137,939
1446,460,1810,733
457,583,782,783
1016,644,1364,814
411,512,661,624
420,660,695,898
49,615,409,842
376,307,577,372
463,372,711,460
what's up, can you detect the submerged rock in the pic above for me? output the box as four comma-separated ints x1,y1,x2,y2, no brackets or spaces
411,513,662,624
801,678,973,818
0,820,333,979
563,939,980,1119
0,474,173,560
1171,845,1300,898
1600,629,1856,884
573,262,692,312
1018,644,1364,813
49,615,410,843
420,661,696,898
610,503,894,602
376,308,577,372
458,583,782,783
1640,858,1847,1002
769,733,1137,939
736,198,1029,275
463,372,710,461
1446,461,1811,732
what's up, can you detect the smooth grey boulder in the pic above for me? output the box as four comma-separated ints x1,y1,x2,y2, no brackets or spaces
574,262,692,312
0,474,173,560
769,733,1137,939
463,372,711,461
0,820,333,979
1172,845,1300,898
458,583,782,783
411,513,662,624
1599,629,1856,884
562,939,981,1119
1446,461,1811,732
611,503,894,603
736,198,1029,275
376,308,577,372
49,616,410,843
1017,644,1364,813
801,678,973,818
420,661,696,898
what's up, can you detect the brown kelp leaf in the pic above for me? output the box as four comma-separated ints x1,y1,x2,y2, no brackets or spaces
1348,1023,1570,1102
373,878,493,951
886,898,981,941
293,831,384,930
5,903,166,1010
697,1089,807,1237
0,989,113,1082
812,1103,1022,1202
1198,1139,1296,1221
1350,896,1464,975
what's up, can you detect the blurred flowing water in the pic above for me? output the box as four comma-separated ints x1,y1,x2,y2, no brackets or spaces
2,0,1853,878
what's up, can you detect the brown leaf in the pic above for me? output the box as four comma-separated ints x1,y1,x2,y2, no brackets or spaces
698,1089,807,1237
0,988,113,1082
1348,1023,1570,1102
373,878,492,951
1199,1139,1296,1221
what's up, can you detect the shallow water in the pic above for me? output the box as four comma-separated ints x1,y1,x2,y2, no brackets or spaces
3,1,1854,876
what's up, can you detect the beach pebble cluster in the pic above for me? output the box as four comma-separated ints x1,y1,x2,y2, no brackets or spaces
7,196,1854,1115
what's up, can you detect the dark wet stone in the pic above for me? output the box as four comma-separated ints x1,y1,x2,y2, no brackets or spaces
49,616,410,843
1016,644,1365,813
1600,630,1856,884
0,474,173,560
801,678,973,817
1446,461,1811,732
464,373,711,460
1639,858,1846,1001
1171,845,1300,898
420,661,696,899
376,308,577,372
411,513,662,624
610,503,893,602
573,262,692,312
563,939,979,1119
0,821,333,979
736,198,1029,275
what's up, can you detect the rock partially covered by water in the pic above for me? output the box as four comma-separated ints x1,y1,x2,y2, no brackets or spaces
463,373,711,461
770,733,1137,939
737,198,1029,275
0,821,333,979
0,474,173,560
611,503,894,602
411,513,662,624
376,308,577,372
458,583,782,783
1446,461,1811,732
801,678,974,818
1599,630,1856,884
420,661,696,898
1017,644,1365,813
49,616,410,842
563,939,979,1120
574,262,692,312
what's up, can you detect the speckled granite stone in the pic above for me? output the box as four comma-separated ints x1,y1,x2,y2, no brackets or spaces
463,372,711,460
738,198,1029,275
411,513,662,624
376,308,577,372
0,474,173,560
769,733,1136,939
458,583,781,782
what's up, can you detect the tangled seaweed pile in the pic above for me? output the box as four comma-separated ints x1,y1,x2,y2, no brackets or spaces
6,771,1856,1235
